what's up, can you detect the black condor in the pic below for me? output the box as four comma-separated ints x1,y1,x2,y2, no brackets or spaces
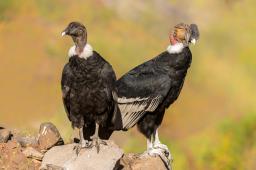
116,23,199,162
61,22,119,153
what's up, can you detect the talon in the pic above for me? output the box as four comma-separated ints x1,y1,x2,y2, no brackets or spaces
90,136,107,153
149,148,172,169
73,140,91,155
73,144,82,155
154,143,169,152
96,140,100,153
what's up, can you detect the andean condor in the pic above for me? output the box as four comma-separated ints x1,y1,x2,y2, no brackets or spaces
116,23,199,160
61,22,119,153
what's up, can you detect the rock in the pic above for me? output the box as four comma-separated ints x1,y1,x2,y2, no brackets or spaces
119,153,169,170
32,159,42,169
13,135,38,148
0,141,38,169
22,147,44,161
38,122,64,151
0,129,11,143
40,140,124,170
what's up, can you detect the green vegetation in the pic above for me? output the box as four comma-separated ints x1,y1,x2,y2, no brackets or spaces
200,114,256,170
0,0,255,169
0,0,13,21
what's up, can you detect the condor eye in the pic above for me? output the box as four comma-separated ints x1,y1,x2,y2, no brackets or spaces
78,29,83,34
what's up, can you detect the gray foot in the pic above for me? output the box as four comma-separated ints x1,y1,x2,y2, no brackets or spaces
73,140,90,155
89,136,107,153
148,148,173,170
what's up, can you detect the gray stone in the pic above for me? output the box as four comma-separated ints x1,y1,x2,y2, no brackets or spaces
38,122,64,151
0,129,11,143
40,140,123,170
13,135,38,147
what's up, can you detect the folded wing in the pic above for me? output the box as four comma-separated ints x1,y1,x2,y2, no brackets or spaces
116,60,171,129
61,63,74,121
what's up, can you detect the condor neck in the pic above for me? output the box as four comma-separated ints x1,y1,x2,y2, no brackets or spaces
72,35,87,54
166,43,184,54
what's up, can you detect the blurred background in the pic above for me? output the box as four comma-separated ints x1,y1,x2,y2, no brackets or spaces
0,0,255,169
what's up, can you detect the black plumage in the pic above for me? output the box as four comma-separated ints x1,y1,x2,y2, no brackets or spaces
61,22,118,153
116,23,199,158
117,47,192,132
62,52,116,133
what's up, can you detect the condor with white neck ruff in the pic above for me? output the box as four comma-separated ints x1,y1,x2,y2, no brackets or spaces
116,23,199,164
61,22,119,154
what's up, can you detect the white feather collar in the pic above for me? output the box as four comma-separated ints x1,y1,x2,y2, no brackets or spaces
166,43,184,54
68,44,93,59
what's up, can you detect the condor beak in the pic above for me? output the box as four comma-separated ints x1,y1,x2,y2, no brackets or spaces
191,38,196,45
61,31,66,37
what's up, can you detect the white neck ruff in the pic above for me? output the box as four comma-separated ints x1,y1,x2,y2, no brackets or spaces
68,43,93,59
166,43,184,54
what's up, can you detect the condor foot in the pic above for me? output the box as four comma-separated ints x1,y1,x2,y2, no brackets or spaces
147,148,173,169
89,136,107,153
73,140,90,155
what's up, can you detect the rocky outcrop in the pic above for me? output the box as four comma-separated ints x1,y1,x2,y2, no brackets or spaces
0,123,64,170
0,123,170,170
40,142,170,170
0,140,41,169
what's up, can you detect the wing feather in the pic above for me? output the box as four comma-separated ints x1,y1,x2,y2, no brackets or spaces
116,56,171,130
118,96,162,129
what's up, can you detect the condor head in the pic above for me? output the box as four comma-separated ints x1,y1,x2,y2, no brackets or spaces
169,23,200,46
61,22,87,39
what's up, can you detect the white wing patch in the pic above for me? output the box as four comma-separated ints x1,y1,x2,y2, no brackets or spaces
118,96,161,129
146,96,161,111
118,97,149,103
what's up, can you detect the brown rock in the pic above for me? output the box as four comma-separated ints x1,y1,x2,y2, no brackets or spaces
32,159,42,169
38,122,64,151
0,141,37,169
0,129,11,143
22,146,44,161
119,153,169,170
13,135,38,148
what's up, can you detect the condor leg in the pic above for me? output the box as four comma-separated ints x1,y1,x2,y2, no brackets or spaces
74,127,90,155
90,123,107,153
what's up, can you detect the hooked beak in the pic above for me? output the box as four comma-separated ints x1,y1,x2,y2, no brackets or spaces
61,31,66,37
191,38,196,45
61,27,69,37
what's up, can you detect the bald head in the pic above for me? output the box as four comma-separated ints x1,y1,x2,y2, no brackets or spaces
62,22,87,38
170,23,199,45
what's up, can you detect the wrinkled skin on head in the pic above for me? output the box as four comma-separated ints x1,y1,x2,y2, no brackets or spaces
170,23,199,46
62,22,86,37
